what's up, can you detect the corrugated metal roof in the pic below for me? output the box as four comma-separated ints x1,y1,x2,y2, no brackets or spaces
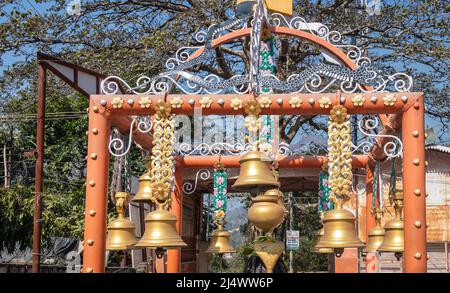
426,145,450,154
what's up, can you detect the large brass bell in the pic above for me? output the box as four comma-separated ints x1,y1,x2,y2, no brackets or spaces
315,205,364,256
206,225,235,254
232,151,279,192
132,157,153,203
314,212,334,254
247,189,285,233
134,203,187,253
106,192,138,250
378,190,404,259
364,208,385,254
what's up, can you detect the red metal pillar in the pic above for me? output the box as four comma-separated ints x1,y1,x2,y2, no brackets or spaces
402,95,427,272
167,164,184,273
31,64,46,273
82,99,111,273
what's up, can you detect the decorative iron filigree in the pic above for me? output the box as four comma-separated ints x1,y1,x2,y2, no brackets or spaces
109,117,153,157
182,169,211,195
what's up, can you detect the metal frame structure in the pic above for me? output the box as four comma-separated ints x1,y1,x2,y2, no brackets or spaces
65,3,426,273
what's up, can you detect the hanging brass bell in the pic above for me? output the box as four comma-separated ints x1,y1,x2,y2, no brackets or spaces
315,207,364,252
134,205,187,250
232,151,279,192
378,190,404,258
364,208,385,253
248,189,285,233
314,227,334,254
206,225,235,254
106,192,138,250
132,157,153,203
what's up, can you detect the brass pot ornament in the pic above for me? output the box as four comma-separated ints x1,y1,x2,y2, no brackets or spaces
247,189,286,233
106,192,138,250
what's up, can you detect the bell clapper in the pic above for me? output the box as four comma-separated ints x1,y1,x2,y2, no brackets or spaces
334,248,344,258
155,247,167,259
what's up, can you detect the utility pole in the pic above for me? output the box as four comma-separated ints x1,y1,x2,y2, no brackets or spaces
288,192,293,273
3,144,7,188
32,63,46,273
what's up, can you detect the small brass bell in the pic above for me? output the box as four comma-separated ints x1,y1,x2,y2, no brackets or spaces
315,205,364,254
248,189,285,233
232,151,279,192
378,190,404,259
132,157,153,203
206,225,235,254
314,212,333,254
134,203,187,251
364,208,385,254
106,192,138,250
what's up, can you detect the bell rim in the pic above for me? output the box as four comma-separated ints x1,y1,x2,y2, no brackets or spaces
206,248,236,254
134,240,188,248
106,241,138,251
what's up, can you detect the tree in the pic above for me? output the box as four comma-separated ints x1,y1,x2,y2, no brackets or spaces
1,0,448,141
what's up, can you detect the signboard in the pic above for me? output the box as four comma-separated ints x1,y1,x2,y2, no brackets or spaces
286,230,299,250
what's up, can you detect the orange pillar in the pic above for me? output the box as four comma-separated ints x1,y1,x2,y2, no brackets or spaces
82,100,110,273
334,249,359,273
402,96,427,272
167,164,184,273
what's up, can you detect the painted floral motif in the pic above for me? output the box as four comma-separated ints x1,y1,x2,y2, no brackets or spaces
230,98,243,110
245,100,262,116
138,96,152,108
244,116,261,133
329,105,349,124
213,168,228,226
352,95,365,106
199,96,213,108
318,170,334,212
289,96,302,108
170,97,183,108
111,97,124,109
319,97,331,108
258,96,272,108
383,94,396,106
154,100,171,117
